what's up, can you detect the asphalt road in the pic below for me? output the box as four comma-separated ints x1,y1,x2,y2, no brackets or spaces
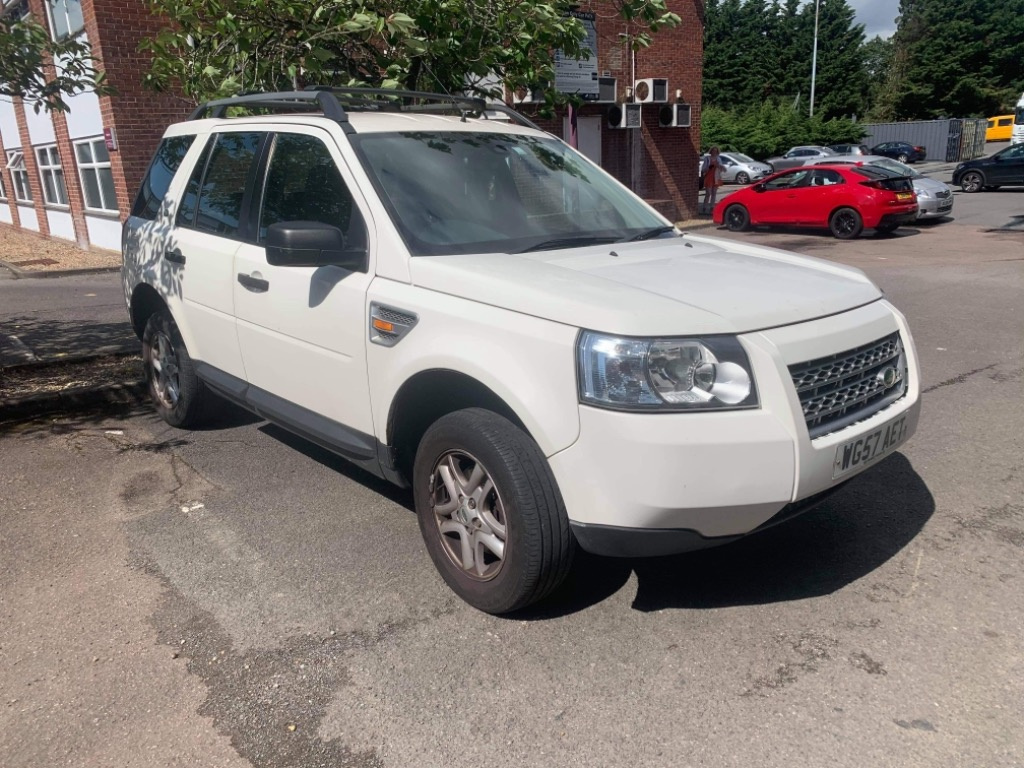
2,199,1023,767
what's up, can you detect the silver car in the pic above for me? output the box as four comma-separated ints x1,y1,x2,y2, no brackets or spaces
717,152,773,184
765,145,838,172
803,155,954,220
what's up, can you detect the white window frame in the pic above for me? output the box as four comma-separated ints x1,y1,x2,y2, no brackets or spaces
35,144,69,207
0,167,7,201
74,137,119,213
45,0,85,41
5,150,33,203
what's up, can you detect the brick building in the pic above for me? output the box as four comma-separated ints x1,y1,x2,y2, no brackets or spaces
0,0,190,251
0,0,704,257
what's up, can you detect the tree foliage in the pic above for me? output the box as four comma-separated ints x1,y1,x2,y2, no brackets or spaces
703,0,867,120
701,102,863,158
141,0,680,108
876,0,1024,119
0,15,111,112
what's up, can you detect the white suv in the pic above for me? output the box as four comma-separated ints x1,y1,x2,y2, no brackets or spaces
122,89,921,613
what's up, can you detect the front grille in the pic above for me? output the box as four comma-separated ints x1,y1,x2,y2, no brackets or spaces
935,189,952,199
789,332,907,439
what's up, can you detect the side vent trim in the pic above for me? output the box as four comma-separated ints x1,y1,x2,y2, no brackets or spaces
370,302,419,347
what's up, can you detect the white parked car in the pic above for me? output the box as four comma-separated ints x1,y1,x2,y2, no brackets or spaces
698,151,773,184
123,88,922,613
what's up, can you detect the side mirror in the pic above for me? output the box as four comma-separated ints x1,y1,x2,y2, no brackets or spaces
752,183,766,193
265,221,368,272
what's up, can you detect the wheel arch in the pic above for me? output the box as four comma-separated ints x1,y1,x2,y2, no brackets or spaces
386,369,535,483
129,283,168,340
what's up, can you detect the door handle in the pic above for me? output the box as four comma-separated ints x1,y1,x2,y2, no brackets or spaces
164,249,186,265
237,273,270,292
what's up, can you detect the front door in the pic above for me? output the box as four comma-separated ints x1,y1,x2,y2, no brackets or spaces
990,144,1024,185
232,127,376,443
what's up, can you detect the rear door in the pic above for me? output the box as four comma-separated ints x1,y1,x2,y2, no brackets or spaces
232,126,377,445
171,130,267,381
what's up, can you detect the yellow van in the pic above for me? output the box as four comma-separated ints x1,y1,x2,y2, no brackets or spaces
987,115,1014,141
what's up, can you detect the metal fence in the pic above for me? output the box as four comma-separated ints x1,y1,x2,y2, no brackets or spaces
860,119,988,162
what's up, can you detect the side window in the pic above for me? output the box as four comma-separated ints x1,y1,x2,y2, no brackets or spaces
764,169,811,190
999,118,1012,127
194,132,264,237
810,169,844,187
176,138,212,227
258,133,365,246
132,135,196,221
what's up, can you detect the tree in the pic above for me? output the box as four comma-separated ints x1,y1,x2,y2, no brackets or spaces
141,0,680,108
879,0,1024,119
0,15,111,112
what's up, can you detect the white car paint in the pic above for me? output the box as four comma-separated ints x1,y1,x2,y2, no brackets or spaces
123,108,922,557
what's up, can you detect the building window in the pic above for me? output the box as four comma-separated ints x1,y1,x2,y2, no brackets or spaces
46,0,85,41
0,172,7,201
36,145,69,206
5,150,33,203
74,138,118,212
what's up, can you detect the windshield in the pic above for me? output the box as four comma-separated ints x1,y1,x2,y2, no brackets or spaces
731,153,756,163
869,157,919,177
1015,106,1024,124
352,131,668,256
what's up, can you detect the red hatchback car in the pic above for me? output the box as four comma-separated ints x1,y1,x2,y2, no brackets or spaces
713,164,918,239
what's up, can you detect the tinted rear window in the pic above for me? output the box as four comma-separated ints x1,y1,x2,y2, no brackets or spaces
131,135,196,220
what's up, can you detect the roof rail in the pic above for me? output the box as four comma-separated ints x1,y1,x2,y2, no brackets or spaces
187,86,545,133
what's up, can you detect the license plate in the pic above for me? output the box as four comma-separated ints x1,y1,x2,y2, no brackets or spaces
896,192,913,200
833,415,908,479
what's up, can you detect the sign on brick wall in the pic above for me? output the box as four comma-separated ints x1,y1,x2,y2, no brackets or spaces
555,10,599,101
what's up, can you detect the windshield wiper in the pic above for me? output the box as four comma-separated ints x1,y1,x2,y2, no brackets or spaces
518,236,620,253
626,225,678,241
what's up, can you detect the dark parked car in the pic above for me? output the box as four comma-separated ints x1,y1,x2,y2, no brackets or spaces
952,143,1024,192
871,141,926,163
829,143,870,155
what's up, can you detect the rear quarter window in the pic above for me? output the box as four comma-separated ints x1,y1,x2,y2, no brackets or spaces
131,135,197,220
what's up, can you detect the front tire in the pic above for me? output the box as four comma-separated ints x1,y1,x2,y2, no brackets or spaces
960,171,984,193
724,204,750,232
142,308,211,428
735,171,750,185
413,408,575,614
829,207,864,239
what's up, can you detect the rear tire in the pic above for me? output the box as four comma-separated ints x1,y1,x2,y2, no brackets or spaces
960,171,984,193
142,308,211,428
724,204,750,232
897,153,909,163
413,408,575,614
829,207,863,239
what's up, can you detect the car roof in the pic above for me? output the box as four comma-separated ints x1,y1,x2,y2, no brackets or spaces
168,112,546,137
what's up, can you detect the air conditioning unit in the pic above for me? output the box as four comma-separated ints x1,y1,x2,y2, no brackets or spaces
658,103,692,128
633,78,669,103
607,103,642,129
595,76,617,103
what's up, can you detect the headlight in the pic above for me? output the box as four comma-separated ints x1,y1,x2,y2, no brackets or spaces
916,188,931,199
577,332,758,411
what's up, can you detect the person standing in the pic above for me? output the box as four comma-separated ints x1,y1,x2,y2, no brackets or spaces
702,146,724,211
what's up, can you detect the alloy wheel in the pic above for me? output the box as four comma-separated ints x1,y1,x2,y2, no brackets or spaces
428,450,508,581
150,330,181,409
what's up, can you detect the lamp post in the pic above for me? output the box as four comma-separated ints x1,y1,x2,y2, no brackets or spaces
809,0,820,117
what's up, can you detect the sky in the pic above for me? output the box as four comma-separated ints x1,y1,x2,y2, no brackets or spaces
846,0,900,39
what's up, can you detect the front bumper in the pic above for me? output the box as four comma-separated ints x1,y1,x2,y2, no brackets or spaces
916,196,954,219
549,301,922,557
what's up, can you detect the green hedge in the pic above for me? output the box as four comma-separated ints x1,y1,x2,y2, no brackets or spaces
701,103,866,159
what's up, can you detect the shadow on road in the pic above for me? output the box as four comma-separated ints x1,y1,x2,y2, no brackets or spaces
520,453,933,618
